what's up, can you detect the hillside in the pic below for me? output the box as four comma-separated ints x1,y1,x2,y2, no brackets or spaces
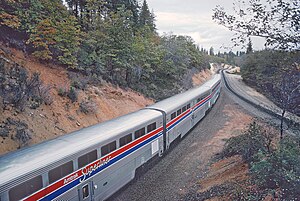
0,45,154,155
0,44,212,155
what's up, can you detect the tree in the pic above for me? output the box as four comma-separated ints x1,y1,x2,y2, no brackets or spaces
246,38,253,54
241,50,300,137
214,0,299,137
265,61,300,138
139,0,156,32
213,0,300,50
28,19,56,61
209,47,214,56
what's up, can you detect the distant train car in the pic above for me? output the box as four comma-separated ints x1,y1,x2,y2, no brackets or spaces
0,74,221,201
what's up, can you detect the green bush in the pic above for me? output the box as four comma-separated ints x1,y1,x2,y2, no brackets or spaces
58,87,67,97
250,136,300,200
220,121,268,162
79,100,98,114
67,87,78,102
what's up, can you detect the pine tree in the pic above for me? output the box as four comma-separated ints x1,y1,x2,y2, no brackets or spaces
139,0,155,32
209,47,214,56
246,38,253,54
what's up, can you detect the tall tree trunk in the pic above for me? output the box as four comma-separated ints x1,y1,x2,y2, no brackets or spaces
280,109,286,139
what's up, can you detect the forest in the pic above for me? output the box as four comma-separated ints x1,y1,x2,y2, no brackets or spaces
0,0,217,100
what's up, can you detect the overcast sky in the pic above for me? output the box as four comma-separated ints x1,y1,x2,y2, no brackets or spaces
147,0,265,53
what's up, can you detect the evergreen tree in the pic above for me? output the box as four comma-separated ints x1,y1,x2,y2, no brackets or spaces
139,0,156,32
209,47,214,56
246,38,253,54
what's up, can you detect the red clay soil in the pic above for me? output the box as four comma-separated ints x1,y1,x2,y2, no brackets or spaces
0,47,154,155
194,104,253,200
192,69,212,86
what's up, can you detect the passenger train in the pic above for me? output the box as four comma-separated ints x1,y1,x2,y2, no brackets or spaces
0,74,221,201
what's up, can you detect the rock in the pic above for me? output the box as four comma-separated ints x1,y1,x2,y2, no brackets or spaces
0,127,9,137
15,128,32,147
67,115,75,121
39,114,46,118
76,121,81,126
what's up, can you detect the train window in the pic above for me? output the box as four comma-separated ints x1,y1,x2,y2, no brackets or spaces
177,109,181,116
48,161,73,184
187,103,191,109
101,141,116,157
197,98,201,102
182,106,187,112
78,150,97,169
147,122,156,133
82,184,89,199
134,127,145,139
119,133,132,147
9,175,43,201
171,112,176,120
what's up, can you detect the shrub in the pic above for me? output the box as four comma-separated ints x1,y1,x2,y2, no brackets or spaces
67,87,78,102
38,84,53,105
250,136,300,200
15,128,32,147
220,121,268,162
58,86,68,97
68,72,89,90
79,100,98,114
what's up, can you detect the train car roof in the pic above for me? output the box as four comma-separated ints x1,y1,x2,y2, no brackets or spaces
147,85,210,114
202,73,221,88
0,109,161,186
147,74,220,114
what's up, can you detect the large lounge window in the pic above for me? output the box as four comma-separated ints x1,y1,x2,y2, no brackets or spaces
78,150,97,168
101,141,116,157
49,161,74,184
9,175,43,201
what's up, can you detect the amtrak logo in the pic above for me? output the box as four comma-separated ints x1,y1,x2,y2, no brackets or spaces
80,156,111,182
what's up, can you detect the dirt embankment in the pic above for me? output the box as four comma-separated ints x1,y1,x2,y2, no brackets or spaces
192,69,212,86
183,103,253,200
0,46,154,155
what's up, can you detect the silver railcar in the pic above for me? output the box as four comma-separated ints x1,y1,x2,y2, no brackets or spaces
0,74,221,201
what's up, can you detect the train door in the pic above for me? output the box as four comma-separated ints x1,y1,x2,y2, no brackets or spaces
79,180,94,201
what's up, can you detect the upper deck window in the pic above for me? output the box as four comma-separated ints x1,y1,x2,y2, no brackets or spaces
147,122,156,133
101,141,116,157
171,112,176,120
119,133,132,147
134,127,145,139
78,150,97,169
49,161,74,184
177,109,181,116
9,175,43,201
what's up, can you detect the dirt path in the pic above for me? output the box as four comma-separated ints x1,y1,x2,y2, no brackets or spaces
109,91,252,201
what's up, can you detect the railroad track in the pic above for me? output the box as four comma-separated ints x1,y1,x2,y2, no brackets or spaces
221,70,300,129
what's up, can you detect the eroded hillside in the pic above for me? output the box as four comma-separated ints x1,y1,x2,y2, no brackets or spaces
0,45,154,155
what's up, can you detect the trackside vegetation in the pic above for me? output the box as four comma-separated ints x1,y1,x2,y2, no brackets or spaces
0,0,217,100
219,121,300,200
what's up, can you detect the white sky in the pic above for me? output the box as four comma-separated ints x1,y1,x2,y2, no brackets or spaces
147,0,266,53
